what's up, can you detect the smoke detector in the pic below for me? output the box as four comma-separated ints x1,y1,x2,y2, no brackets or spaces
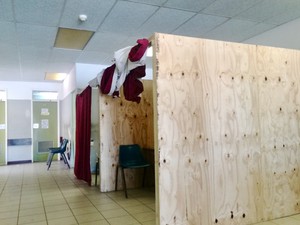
79,14,87,22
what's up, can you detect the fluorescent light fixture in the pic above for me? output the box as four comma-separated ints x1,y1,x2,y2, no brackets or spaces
32,91,58,101
146,46,153,57
45,72,67,82
54,27,94,50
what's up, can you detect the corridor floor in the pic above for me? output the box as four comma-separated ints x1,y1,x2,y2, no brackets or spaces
1,162,300,225
0,162,155,225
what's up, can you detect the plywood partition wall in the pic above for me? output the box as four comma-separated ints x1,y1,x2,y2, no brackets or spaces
99,80,154,192
153,33,300,225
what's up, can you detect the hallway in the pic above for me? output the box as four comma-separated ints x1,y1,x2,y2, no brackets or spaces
1,162,300,225
0,162,155,225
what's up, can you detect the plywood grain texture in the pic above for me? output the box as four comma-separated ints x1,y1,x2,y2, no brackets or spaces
99,80,154,192
153,33,300,225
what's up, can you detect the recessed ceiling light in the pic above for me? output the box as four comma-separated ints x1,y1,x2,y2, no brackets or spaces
54,27,94,50
45,72,67,82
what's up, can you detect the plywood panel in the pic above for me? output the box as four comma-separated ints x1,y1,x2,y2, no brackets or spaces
153,33,300,225
99,80,154,192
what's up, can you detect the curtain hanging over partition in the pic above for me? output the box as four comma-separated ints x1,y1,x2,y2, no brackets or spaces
74,86,91,186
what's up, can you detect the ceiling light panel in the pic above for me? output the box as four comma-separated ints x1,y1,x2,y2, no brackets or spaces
45,72,67,82
54,27,94,50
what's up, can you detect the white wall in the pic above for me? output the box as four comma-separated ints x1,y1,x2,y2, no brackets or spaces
0,81,62,100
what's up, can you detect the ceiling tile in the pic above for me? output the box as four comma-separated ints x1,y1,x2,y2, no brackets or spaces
173,13,228,37
21,68,48,82
14,0,64,26
50,48,82,63
0,44,19,67
123,0,167,6
20,47,51,63
99,1,158,35
236,0,300,24
84,31,129,53
16,23,57,48
202,0,262,17
137,7,195,37
0,0,14,22
204,19,276,42
77,50,112,65
0,21,18,45
60,0,116,31
46,62,75,73
263,1,300,25
164,0,215,12
0,68,22,80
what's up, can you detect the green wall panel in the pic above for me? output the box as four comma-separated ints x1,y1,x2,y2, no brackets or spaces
33,101,58,162
0,101,5,165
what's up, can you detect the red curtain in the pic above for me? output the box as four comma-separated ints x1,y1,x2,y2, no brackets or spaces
74,86,92,185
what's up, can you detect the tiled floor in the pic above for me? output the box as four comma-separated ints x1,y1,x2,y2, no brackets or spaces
0,162,155,225
1,162,300,225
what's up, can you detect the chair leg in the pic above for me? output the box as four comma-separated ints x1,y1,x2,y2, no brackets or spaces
142,167,147,187
47,153,54,170
46,152,52,165
61,153,70,169
95,160,99,186
115,165,119,191
121,168,128,198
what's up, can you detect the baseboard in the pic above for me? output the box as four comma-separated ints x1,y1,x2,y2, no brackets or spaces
7,160,32,165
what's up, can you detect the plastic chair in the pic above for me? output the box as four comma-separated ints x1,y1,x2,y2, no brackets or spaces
115,144,151,198
46,139,70,170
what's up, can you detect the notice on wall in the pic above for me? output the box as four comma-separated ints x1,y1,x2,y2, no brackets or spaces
0,124,5,129
33,123,39,129
41,119,49,129
41,108,49,116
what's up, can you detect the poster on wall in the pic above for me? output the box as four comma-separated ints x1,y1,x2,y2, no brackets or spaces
41,108,49,116
41,119,49,129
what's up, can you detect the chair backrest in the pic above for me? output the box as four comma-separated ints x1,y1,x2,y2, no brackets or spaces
60,139,68,152
119,144,146,167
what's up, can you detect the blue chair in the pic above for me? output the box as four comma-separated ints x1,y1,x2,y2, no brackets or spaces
115,144,151,198
47,139,70,170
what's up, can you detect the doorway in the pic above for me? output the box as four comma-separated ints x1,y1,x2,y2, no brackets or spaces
32,91,58,162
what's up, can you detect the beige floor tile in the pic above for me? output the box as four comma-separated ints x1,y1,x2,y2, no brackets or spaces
20,201,44,210
75,212,104,223
95,202,121,211
101,208,129,219
24,221,47,225
47,216,78,225
18,213,46,225
46,209,74,220
107,215,141,225
141,220,156,225
68,201,94,209
0,217,18,225
125,205,153,214
290,214,300,220
71,206,99,216
43,198,67,207
79,219,110,225
44,203,70,213
19,207,45,217
0,210,18,219
133,211,156,223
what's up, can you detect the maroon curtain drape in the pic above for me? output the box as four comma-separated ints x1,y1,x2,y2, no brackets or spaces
74,86,92,186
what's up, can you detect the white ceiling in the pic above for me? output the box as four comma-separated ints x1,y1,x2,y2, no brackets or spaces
1,0,300,85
